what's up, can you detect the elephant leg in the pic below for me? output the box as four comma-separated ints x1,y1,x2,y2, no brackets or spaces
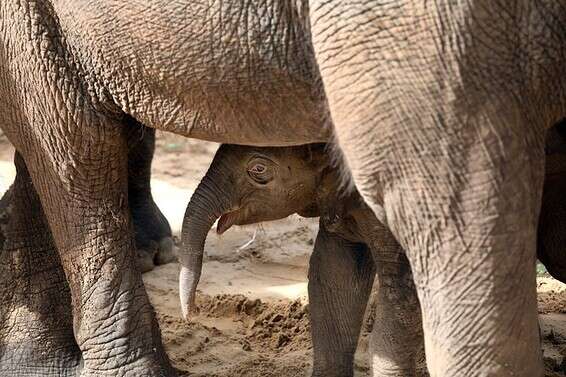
0,152,81,376
350,124,543,376
336,111,543,375
369,243,424,377
312,3,545,374
346,121,542,376
308,224,375,377
537,128,566,282
21,123,174,376
126,121,175,272
537,166,566,282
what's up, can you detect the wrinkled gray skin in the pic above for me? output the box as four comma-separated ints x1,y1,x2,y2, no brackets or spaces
125,124,176,272
1,1,565,376
181,144,426,376
0,153,80,377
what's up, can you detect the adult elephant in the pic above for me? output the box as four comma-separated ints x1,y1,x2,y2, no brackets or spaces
0,2,328,376
0,1,564,377
309,1,566,376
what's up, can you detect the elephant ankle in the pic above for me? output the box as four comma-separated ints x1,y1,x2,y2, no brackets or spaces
70,271,173,374
312,352,355,377
78,319,175,376
311,369,353,377
78,311,171,373
0,340,81,377
78,354,176,377
371,365,419,377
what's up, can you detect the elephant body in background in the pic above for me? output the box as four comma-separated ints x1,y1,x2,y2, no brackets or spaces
1,2,327,375
1,1,566,376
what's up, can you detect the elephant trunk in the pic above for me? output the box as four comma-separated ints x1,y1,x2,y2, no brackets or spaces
179,161,233,321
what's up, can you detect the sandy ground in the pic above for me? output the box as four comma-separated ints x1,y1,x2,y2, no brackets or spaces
2,132,566,376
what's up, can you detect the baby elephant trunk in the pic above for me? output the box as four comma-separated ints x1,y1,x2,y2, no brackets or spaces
179,161,232,321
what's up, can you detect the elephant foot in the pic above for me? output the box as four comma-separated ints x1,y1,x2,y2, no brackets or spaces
131,193,176,273
0,341,81,377
136,236,177,273
77,356,176,377
137,247,158,273
0,237,82,377
311,367,353,377
155,236,177,265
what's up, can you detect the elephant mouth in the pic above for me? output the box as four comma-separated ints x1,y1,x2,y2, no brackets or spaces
217,207,262,234
217,210,241,234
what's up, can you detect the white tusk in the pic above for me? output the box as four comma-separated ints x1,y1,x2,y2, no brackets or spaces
179,266,191,321
238,228,257,251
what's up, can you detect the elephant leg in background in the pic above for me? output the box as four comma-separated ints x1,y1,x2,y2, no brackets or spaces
0,152,81,376
308,224,375,377
366,228,425,376
537,123,566,283
18,118,175,376
126,121,175,273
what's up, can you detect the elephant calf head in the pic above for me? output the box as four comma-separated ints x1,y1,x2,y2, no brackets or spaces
178,143,337,320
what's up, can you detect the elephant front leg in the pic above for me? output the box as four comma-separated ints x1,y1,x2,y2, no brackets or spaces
126,122,175,272
311,2,547,374
24,127,175,376
0,153,80,376
369,245,424,377
308,224,375,377
382,128,545,376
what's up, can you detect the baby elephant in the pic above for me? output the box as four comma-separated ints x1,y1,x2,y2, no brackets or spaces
178,144,425,376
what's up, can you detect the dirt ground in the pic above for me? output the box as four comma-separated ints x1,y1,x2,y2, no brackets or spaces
2,131,566,376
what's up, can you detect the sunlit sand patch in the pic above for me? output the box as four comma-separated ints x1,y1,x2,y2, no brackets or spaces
264,282,308,301
150,179,192,234
0,160,16,195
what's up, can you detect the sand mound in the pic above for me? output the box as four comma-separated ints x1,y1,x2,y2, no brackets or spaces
155,294,312,377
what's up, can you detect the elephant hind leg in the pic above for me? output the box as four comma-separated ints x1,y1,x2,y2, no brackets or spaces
538,125,566,283
126,121,175,273
308,224,375,377
0,152,81,376
385,125,545,376
367,237,424,376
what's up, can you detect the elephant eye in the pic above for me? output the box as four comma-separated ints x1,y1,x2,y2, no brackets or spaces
247,161,273,184
250,164,266,174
